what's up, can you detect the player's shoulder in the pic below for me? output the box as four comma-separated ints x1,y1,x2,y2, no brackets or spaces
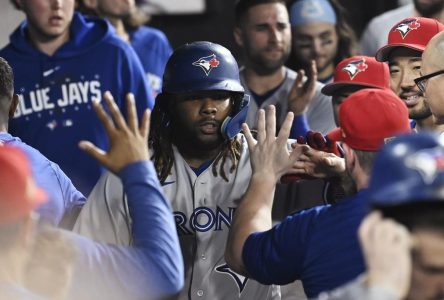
367,4,413,28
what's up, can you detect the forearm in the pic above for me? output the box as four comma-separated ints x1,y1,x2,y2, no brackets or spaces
119,161,184,294
315,275,401,300
226,174,276,275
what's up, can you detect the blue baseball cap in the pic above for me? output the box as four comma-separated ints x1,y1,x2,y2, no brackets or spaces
289,0,337,27
368,132,444,207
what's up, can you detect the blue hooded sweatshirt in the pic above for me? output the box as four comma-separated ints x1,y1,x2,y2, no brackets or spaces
0,13,154,196
130,26,172,96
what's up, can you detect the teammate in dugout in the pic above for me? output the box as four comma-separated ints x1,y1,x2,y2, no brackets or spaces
225,88,412,298
74,41,283,299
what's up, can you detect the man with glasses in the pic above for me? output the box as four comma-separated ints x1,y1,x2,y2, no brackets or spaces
418,31,444,126
375,17,444,132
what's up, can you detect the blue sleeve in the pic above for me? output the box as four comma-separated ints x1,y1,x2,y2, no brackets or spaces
50,161,86,210
242,208,318,285
120,46,155,115
290,114,310,139
117,161,184,294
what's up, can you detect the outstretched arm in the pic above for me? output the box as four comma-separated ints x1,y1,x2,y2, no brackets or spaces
225,105,306,275
78,91,184,297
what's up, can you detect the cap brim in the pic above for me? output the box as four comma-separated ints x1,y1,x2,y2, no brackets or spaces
326,128,343,142
375,44,426,62
321,82,384,96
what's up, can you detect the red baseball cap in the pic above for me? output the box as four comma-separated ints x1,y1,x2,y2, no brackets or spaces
327,89,411,151
322,56,390,95
376,17,444,62
0,146,47,225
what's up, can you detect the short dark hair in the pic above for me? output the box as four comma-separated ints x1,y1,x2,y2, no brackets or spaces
354,149,376,174
235,0,286,26
0,57,14,101
380,202,444,235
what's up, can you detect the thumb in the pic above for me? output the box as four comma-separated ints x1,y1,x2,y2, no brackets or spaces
79,140,107,166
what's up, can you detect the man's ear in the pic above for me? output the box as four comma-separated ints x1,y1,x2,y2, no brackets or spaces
9,94,19,119
233,27,244,47
342,143,356,170
81,0,98,9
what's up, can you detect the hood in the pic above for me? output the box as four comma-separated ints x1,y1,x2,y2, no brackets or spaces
8,12,114,59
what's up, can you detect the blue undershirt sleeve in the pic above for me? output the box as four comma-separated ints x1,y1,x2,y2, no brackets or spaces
290,113,310,139
118,161,184,294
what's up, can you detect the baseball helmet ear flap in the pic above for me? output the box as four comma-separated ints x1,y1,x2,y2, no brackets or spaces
221,94,250,140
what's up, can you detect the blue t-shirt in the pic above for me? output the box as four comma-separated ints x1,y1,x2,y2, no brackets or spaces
1,13,154,195
242,190,369,298
130,26,172,96
0,132,85,225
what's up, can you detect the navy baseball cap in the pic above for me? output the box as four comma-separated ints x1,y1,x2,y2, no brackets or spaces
367,132,444,207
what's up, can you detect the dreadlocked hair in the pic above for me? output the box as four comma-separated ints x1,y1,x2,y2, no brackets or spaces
151,93,244,183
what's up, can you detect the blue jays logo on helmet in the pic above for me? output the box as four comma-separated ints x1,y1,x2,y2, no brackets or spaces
192,54,220,76
342,58,368,80
393,18,421,39
405,147,444,184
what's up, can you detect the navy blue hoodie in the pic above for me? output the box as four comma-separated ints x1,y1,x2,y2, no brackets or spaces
0,13,154,195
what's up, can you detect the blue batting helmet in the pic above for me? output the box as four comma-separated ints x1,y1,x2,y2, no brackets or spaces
160,41,249,140
368,132,444,207
162,41,245,94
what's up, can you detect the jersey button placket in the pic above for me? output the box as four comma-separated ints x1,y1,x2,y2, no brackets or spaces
197,289,204,297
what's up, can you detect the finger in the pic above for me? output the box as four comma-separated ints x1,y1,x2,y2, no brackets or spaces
289,69,305,98
139,109,151,140
278,111,294,142
305,60,318,89
104,91,127,131
266,105,276,140
126,93,138,132
296,136,306,144
290,144,308,163
242,123,257,150
79,140,108,166
92,98,115,136
256,109,266,144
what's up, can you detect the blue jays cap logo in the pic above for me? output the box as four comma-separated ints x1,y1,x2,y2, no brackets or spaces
192,54,220,76
393,18,421,39
342,59,368,80
405,147,444,184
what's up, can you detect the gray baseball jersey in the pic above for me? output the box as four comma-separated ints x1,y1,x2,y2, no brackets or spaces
241,67,336,135
74,135,280,300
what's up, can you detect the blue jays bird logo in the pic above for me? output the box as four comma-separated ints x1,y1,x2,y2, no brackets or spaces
393,19,421,39
192,54,220,76
342,59,368,80
405,147,444,184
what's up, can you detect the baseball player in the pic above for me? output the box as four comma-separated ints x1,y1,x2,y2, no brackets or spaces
321,55,390,126
234,0,336,137
225,88,412,298
319,132,444,300
375,17,444,132
74,41,281,299
0,92,183,299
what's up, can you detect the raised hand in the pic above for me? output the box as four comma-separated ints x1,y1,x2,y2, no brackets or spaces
243,105,307,183
359,212,412,299
79,91,150,174
288,60,317,116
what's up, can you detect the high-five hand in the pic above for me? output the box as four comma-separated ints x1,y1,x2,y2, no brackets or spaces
243,105,307,183
79,91,150,174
